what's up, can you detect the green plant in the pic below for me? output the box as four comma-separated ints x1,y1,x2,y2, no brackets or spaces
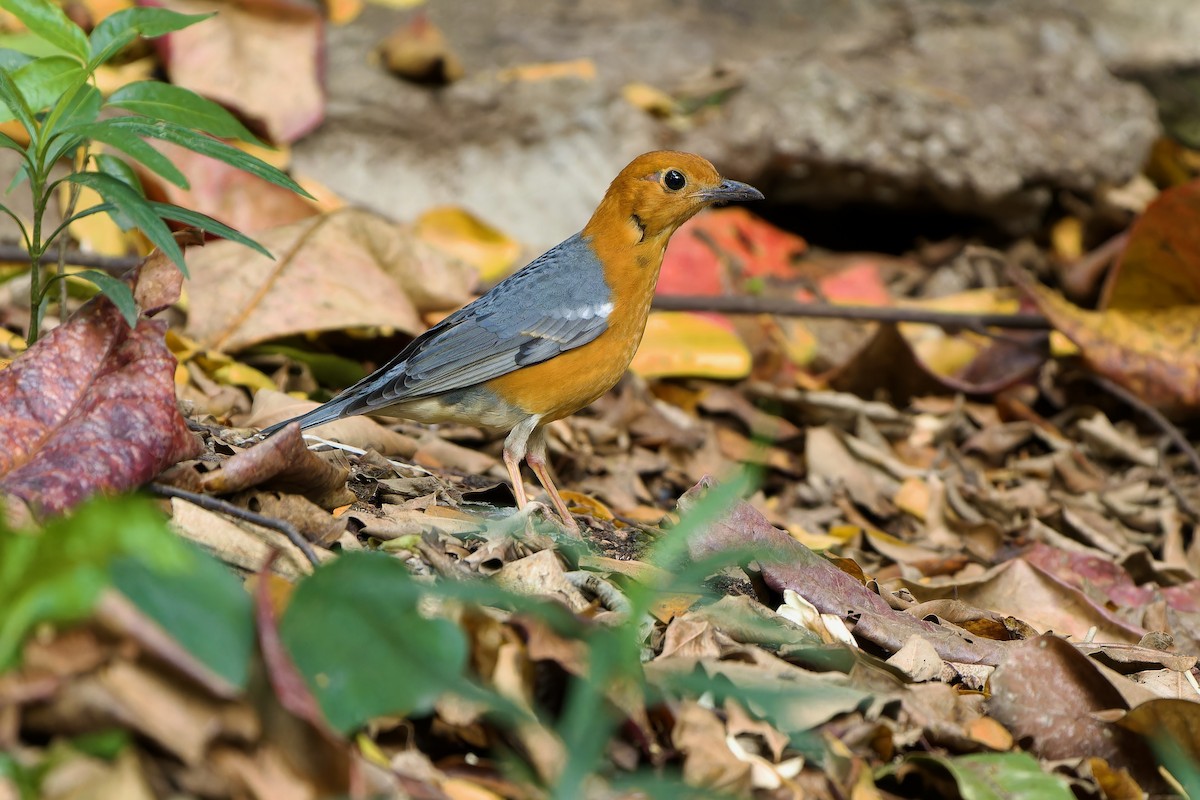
0,0,307,343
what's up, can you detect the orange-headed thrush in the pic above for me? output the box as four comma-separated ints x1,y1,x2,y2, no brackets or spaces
261,151,764,533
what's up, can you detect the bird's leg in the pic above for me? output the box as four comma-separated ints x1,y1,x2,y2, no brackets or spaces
502,416,540,509
503,446,529,508
526,427,581,536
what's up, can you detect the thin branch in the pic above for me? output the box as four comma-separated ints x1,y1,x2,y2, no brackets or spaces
651,294,1053,332
147,482,322,568
0,241,140,274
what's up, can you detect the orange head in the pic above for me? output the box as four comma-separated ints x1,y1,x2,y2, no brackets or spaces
582,151,763,251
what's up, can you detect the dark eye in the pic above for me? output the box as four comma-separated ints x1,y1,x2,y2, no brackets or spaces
663,169,686,191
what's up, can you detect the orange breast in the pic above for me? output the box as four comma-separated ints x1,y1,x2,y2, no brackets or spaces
484,287,654,422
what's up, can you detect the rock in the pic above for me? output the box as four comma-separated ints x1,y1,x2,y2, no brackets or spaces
293,0,1161,249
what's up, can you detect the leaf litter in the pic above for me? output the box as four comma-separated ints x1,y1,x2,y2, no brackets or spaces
8,15,1200,797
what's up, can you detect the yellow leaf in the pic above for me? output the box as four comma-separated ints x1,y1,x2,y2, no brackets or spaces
0,327,27,354
621,82,676,117
496,59,596,83
559,490,613,521
211,361,276,392
786,525,844,551
1051,216,1084,261
365,0,424,8
415,206,520,283
323,0,364,25
0,120,29,147
59,182,140,257
630,311,751,380
165,329,201,363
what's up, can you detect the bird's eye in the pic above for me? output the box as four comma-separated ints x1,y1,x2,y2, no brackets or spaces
663,169,686,191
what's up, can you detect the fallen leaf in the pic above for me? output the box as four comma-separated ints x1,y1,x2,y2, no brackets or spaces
1011,266,1200,415
152,0,324,143
630,311,751,380
376,11,464,85
496,58,596,82
415,206,519,283
1101,177,1200,310
680,478,1010,665
185,208,475,352
657,208,808,297
0,288,200,516
988,636,1158,784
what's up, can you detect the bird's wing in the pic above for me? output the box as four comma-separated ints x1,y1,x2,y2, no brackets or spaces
344,233,612,413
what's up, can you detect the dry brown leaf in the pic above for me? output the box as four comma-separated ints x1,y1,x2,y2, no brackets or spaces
167,497,329,578
202,423,353,510
1012,266,1200,414
153,0,324,143
0,281,201,516
988,636,1159,785
186,208,475,353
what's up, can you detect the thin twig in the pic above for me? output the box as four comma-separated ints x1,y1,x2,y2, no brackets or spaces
1085,374,1200,519
0,242,141,274
651,294,1052,332
148,482,322,567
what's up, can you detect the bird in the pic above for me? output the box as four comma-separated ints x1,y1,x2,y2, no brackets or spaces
260,151,764,534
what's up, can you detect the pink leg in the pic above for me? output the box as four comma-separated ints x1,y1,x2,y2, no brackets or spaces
526,428,581,536
502,446,529,508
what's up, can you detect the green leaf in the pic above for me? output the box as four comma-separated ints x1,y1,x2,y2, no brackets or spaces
279,552,469,733
12,55,85,115
93,153,143,192
112,545,254,690
109,81,259,144
73,121,188,189
0,58,36,133
244,344,367,387
0,47,34,70
0,495,189,670
66,171,186,274
72,269,137,327
149,202,271,258
884,753,1075,800
89,7,212,64
47,80,99,130
0,0,89,62
98,117,311,198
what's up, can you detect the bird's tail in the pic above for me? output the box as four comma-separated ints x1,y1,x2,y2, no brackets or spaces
258,393,361,439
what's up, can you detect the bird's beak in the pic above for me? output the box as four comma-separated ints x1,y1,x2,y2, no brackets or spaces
700,178,765,204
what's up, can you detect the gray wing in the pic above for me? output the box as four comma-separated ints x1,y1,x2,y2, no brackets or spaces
343,232,612,413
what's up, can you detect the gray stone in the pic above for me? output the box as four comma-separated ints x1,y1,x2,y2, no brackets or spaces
293,0,1162,249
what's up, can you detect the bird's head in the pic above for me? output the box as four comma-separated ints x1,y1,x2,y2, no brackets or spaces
584,151,764,248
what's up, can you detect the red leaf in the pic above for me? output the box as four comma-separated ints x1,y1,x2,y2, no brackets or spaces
658,208,808,297
0,296,201,516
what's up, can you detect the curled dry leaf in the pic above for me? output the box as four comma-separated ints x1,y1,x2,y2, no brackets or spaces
0,291,201,516
186,208,475,353
202,423,353,510
152,0,325,143
1011,265,1200,415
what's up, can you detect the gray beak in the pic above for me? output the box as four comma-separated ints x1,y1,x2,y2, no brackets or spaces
701,178,765,204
